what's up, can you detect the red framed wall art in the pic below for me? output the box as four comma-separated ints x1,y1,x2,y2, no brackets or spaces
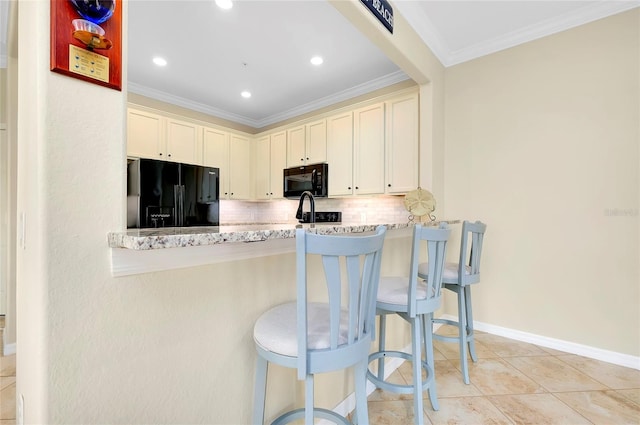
50,0,122,91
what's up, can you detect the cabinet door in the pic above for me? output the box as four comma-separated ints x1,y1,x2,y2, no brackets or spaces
287,125,305,166
229,134,251,200
254,136,271,200
269,131,287,199
386,93,419,194
127,108,164,159
202,127,229,197
327,112,354,196
353,103,385,195
166,118,201,164
306,119,326,165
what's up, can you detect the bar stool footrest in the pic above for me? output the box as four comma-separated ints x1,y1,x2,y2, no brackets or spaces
367,350,434,394
271,407,351,425
432,318,474,343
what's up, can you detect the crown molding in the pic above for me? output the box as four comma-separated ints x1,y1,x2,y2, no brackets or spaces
446,1,640,66
257,70,409,127
128,70,409,129
395,0,640,68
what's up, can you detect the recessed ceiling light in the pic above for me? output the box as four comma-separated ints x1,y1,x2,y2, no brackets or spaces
310,56,323,66
153,57,167,67
215,0,233,10
241,91,251,99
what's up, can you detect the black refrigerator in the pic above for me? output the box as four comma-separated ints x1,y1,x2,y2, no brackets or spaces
127,158,220,228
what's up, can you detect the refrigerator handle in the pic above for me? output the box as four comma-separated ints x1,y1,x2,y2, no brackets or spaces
174,184,185,227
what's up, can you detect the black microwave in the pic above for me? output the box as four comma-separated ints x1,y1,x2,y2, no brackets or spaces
283,163,328,199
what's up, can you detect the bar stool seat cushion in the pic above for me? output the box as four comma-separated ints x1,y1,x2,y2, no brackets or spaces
376,276,432,305
418,262,471,281
254,302,349,357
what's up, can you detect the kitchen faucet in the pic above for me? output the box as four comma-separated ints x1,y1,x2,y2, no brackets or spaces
296,191,315,223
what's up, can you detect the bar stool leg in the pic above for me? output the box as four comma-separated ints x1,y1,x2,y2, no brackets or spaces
353,359,369,425
422,313,439,410
377,313,387,381
305,375,314,424
464,285,478,362
253,356,268,425
410,317,425,425
457,286,470,385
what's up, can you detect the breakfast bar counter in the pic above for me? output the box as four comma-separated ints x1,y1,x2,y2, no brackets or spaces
107,221,457,277
107,222,414,250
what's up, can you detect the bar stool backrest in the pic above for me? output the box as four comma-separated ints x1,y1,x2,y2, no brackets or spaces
295,226,387,379
408,223,451,317
457,221,487,286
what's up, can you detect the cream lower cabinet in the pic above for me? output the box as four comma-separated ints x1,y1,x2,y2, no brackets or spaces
127,108,201,164
254,131,287,200
203,127,251,200
286,119,327,167
385,93,419,194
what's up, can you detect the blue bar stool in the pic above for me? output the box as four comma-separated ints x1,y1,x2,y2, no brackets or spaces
253,226,387,425
419,220,487,384
367,223,451,425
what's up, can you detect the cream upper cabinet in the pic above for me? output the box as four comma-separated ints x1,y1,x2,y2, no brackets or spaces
202,127,229,201
326,111,354,197
255,131,287,200
254,136,271,200
286,119,327,166
269,131,287,199
306,119,327,165
203,128,250,200
385,93,419,194
287,125,305,167
165,117,202,165
353,102,385,196
127,108,201,164
127,108,164,160
202,127,228,169
228,134,251,200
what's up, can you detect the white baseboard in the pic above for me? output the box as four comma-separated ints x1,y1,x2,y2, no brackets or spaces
459,315,640,371
322,315,640,423
4,342,16,356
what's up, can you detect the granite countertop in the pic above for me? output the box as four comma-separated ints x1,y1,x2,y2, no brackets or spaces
108,222,417,251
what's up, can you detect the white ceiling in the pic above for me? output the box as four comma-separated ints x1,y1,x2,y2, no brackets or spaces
1,0,638,129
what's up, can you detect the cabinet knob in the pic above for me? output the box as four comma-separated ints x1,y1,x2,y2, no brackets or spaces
159,153,163,156
388,184,391,187
355,186,359,190
348,187,351,190
168,154,172,157
269,192,273,195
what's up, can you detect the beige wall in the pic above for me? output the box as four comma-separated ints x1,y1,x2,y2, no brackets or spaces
443,9,639,356
1,0,18,350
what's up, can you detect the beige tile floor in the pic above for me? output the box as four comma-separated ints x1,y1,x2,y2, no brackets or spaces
366,325,640,425
0,320,638,424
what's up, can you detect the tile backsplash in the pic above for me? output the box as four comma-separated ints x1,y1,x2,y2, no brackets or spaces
220,196,414,225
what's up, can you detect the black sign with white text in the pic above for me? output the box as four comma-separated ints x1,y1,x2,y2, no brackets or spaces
360,0,394,34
